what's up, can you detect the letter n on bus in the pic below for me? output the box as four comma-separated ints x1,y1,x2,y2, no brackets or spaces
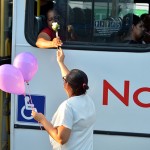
102,80,129,106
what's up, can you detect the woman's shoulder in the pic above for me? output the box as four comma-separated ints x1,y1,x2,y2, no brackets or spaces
41,27,53,33
67,94,94,105
41,27,55,39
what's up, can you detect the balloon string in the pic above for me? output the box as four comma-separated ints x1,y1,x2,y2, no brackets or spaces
26,82,33,105
25,82,42,130
56,31,58,38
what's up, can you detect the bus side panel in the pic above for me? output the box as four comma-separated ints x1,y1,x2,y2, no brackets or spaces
11,47,150,150
94,134,150,150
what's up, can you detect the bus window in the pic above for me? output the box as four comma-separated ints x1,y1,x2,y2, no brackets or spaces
25,0,150,50
93,0,135,43
66,0,93,41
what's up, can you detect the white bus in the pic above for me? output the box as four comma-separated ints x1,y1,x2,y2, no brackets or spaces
0,0,150,150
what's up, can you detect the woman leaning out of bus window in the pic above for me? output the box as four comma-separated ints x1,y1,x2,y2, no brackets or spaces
32,48,96,150
36,8,63,49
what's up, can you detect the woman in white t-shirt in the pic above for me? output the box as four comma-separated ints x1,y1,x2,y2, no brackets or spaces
32,48,96,150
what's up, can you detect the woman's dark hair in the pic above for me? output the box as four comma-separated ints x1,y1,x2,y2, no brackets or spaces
118,13,141,40
45,8,57,20
121,13,141,32
65,69,89,96
142,14,150,32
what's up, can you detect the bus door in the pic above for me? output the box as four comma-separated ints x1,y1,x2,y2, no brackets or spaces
0,0,12,149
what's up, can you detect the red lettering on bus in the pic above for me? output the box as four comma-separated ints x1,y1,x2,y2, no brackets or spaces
133,87,150,108
103,80,129,106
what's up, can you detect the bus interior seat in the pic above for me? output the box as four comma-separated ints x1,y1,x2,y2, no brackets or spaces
34,15,47,38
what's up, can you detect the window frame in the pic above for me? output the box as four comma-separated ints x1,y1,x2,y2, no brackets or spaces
24,0,150,52
25,0,37,47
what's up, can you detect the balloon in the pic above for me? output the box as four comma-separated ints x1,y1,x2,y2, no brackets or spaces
13,52,38,82
0,64,25,95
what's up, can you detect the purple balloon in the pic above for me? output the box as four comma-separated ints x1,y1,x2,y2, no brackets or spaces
13,52,38,82
0,64,25,95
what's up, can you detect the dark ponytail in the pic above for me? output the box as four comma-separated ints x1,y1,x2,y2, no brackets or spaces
66,69,89,96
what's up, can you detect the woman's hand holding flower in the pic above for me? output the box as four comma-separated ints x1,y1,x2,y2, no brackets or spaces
52,37,63,47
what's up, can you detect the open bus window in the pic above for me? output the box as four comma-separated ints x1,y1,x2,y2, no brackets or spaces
25,0,150,49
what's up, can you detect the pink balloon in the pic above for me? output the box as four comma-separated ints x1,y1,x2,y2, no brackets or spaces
13,52,38,82
0,64,25,95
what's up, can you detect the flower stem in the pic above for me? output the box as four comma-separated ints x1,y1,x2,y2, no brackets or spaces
56,31,58,38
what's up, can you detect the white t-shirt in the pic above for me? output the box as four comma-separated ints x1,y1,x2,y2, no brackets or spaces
49,94,96,150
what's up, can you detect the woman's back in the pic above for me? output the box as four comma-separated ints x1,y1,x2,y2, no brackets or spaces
50,94,96,150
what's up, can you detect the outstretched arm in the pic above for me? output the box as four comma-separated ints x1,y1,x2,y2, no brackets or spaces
36,32,62,49
57,47,70,77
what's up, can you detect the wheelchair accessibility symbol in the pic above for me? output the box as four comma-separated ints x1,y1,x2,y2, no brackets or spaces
17,95,45,123
21,96,35,120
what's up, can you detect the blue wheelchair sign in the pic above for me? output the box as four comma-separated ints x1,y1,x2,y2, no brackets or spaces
17,95,45,123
